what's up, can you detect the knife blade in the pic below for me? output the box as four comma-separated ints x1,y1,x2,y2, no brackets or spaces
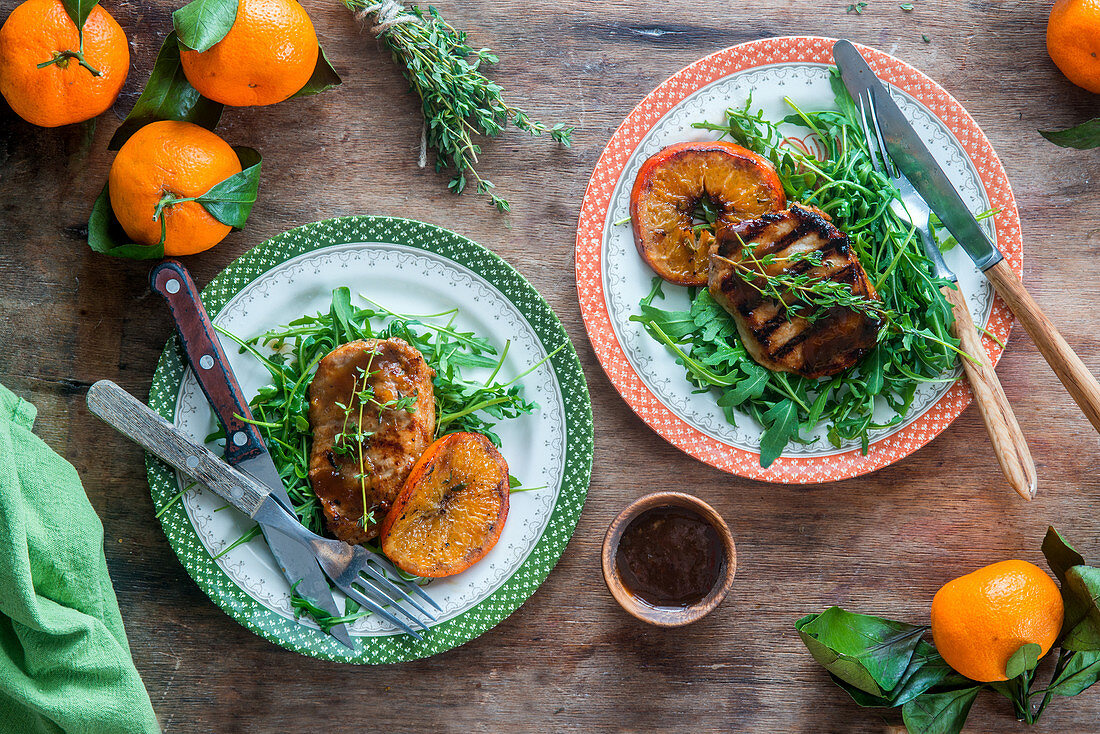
832,39,1003,272
150,260,355,650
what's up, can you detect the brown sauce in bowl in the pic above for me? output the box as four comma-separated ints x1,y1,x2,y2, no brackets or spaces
614,506,725,608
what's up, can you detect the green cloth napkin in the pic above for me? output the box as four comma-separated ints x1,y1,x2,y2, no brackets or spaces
0,384,159,733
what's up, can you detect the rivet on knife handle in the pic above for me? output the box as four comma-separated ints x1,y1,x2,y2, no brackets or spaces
86,379,269,517
150,259,265,464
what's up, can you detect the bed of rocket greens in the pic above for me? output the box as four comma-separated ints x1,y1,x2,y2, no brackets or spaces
631,69,994,468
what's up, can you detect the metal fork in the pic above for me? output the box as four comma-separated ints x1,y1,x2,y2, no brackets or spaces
86,379,442,640
856,92,1037,500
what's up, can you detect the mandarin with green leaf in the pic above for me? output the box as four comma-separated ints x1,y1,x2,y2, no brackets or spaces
930,560,1064,683
179,0,318,107
0,0,129,127
108,120,241,256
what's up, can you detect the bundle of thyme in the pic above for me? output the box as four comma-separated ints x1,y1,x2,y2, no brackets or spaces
340,0,573,210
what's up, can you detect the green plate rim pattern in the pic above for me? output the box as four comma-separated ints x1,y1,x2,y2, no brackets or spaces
145,216,594,664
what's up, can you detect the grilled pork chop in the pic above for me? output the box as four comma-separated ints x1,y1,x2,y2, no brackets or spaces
308,338,436,544
708,205,882,379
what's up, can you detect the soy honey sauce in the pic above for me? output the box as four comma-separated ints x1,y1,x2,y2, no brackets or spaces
615,505,724,608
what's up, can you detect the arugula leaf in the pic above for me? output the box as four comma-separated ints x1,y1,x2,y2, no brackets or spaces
86,183,164,260
1040,119,1100,150
173,0,239,52
717,366,768,408
195,147,261,226
631,304,696,340
330,287,355,343
796,607,927,695
759,399,798,468
61,0,99,31
901,686,981,734
292,45,343,98
108,32,224,150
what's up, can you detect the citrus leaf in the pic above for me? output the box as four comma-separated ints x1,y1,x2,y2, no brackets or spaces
901,686,981,734
796,607,927,695
1040,119,1100,150
823,641,953,708
1043,526,1086,583
1005,642,1042,680
87,182,164,260
194,147,261,227
291,44,342,98
109,32,223,150
61,0,99,31
1063,616,1100,652
173,0,238,53
1066,565,1100,632
1048,651,1100,696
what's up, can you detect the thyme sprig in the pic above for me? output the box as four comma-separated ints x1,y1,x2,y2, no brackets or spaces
339,0,573,211
716,243,890,324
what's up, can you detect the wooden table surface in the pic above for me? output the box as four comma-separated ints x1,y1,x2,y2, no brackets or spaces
2,0,1100,731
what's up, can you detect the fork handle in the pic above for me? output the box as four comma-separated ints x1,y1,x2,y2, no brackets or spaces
86,379,270,517
985,259,1100,434
941,284,1037,500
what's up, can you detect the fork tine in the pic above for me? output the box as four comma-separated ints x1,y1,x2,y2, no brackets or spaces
865,91,896,178
367,556,444,611
857,94,884,176
338,584,424,640
357,563,438,621
351,576,432,631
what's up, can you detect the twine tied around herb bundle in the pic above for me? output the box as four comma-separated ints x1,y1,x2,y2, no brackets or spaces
355,0,417,35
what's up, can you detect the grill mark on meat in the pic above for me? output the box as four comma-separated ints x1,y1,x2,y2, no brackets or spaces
308,338,436,545
708,205,882,379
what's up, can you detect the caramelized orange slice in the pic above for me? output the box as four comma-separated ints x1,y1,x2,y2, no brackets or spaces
630,141,787,286
380,432,509,578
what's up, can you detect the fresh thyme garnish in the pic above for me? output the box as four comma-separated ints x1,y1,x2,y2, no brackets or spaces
715,242,890,324
338,0,574,211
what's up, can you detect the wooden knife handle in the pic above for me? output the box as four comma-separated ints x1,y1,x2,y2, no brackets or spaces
986,259,1100,433
941,284,1037,500
150,259,265,465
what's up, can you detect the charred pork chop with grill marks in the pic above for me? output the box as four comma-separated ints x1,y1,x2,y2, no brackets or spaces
308,338,435,544
708,205,882,379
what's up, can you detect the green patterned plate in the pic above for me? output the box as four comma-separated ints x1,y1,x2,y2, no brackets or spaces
146,216,593,663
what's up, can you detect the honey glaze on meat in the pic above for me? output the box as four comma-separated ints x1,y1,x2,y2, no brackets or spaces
708,205,882,379
308,338,435,544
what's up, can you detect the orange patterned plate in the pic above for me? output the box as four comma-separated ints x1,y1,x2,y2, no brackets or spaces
575,36,1023,483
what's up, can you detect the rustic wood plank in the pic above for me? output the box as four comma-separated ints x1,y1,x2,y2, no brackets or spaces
2,0,1099,730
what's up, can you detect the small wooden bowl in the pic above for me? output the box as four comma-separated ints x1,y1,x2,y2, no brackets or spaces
602,491,736,627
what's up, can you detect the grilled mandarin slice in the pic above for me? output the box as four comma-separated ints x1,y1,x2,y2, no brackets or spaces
380,432,509,578
630,141,786,286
